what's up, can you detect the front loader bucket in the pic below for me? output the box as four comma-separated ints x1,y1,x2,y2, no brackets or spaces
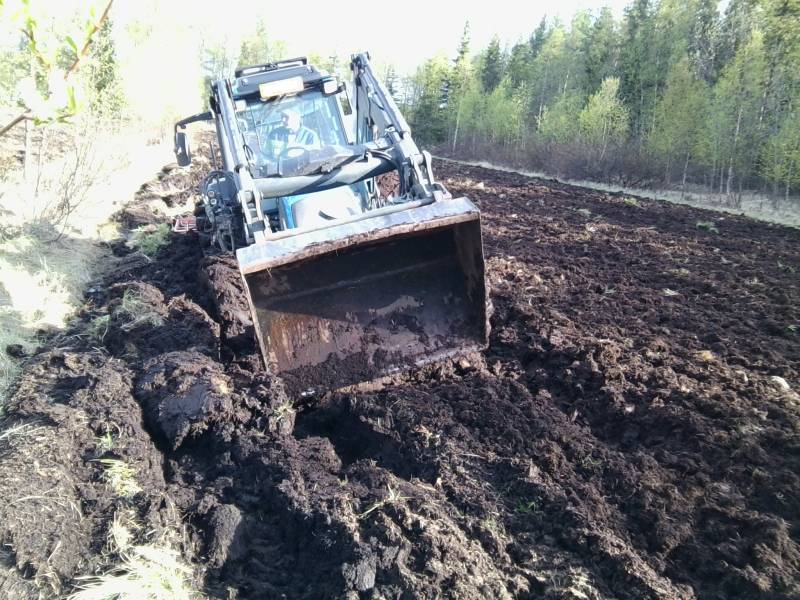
236,197,488,395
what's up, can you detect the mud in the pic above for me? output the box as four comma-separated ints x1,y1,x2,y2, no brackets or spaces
1,155,799,599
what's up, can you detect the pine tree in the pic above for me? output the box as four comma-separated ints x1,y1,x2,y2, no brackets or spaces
448,21,473,150
716,0,756,74
584,7,619,95
529,17,549,59
480,36,504,92
507,42,531,90
689,0,719,82
619,0,655,137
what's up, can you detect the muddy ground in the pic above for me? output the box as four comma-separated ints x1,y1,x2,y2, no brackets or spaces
1,153,799,600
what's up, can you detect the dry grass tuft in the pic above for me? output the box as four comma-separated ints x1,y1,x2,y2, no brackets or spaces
115,289,163,331
97,458,143,499
68,510,200,600
0,121,173,404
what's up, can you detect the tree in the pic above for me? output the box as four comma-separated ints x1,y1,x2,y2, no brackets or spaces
704,29,767,199
447,21,473,150
400,0,800,194
578,77,629,159
689,0,719,82
584,7,619,94
407,54,451,144
529,17,550,59
383,64,399,100
480,36,504,92
526,25,577,125
238,19,286,67
506,41,531,90
619,0,655,136
760,109,800,201
649,57,709,190
86,17,125,118
716,0,757,72
537,91,582,144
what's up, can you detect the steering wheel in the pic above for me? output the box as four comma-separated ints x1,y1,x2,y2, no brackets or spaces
279,146,309,160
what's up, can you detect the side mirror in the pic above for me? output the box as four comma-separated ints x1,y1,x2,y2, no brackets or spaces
174,130,191,167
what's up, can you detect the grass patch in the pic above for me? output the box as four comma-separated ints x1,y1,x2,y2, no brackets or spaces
116,289,163,331
0,422,44,442
69,511,200,600
272,401,295,423
68,543,197,600
97,431,115,454
86,314,111,341
515,499,539,514
128,223,171,258
0,231,100,401
695,220,719,233
97,458,142,499
359,484,408,520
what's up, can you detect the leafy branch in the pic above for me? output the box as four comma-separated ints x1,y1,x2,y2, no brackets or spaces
0,0,114,137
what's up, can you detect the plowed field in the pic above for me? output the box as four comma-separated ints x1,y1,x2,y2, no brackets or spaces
2,154,799,599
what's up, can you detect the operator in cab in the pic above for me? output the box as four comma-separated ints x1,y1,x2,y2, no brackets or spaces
268,108,319,156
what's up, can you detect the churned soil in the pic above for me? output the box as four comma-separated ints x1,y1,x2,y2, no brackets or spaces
1,154,799,600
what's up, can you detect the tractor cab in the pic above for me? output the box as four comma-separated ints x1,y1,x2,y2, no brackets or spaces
230,59,376,230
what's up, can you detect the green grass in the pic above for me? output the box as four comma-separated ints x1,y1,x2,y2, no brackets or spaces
86,314,111,341
128,223,171,258
115,289,163,331
515,499,539,514
695,220,720,233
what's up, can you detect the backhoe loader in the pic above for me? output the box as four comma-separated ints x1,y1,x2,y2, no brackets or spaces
174,53,488,394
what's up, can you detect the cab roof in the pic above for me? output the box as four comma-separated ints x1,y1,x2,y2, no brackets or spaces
232,57,325,99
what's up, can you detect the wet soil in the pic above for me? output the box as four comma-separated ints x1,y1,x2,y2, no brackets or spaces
2,156,799,599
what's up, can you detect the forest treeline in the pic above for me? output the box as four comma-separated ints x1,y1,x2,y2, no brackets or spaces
396,0,800,205
2,1,798,207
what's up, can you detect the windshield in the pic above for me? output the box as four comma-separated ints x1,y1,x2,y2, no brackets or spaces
235,89,352,177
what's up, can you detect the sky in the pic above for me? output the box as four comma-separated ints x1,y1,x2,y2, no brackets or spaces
210,0,632,74
0,0,635,122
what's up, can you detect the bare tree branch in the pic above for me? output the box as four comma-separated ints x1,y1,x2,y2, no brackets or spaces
0,112,32,137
